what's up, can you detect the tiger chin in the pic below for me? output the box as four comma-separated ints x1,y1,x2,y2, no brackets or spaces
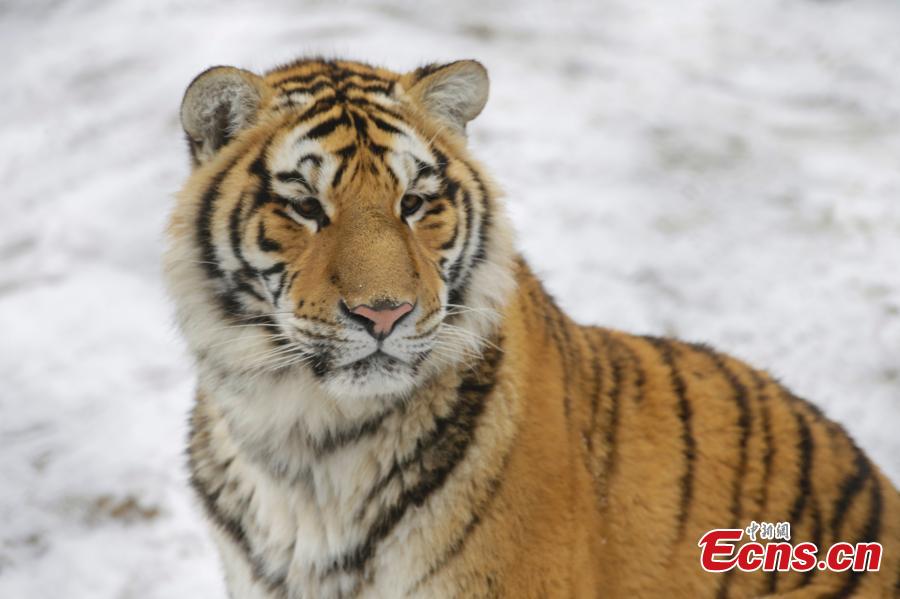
164,57,898,598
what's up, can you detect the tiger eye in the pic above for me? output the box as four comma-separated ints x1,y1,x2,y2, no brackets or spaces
294,197,324,221
400,194,424,219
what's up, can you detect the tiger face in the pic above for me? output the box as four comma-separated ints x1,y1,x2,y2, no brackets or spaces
166,60,515,403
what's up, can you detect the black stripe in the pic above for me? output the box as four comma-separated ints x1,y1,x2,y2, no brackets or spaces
349,110,368,135
345,81,393,93
787,407,814,527
269,268,288,304
298,153,323,168
274,62,366,85
225,145,278,308
332,68,389,84
274,170,314,193
409,62,445,83
693,345,751,526
272,207,298,225
332,145,357,188
331,161,348,189
367,141,390,157
547,300,575,420
305,112,351,139
229,194,253,272
448,162,492,309
750,370,775,521
292,97,339,125
830,443,871,540
829,476,883,598
369,115,404,136
335,144,357,159
446,188,472,285
256,221,281,252
187,406,287,596
768,403,814,597
438,222,459,249
646,337,695,542
248,149,274,212
344,96,405,122
438,180,461,251
405,446,513,595
283,270,301,302
261,263,285,276
469,170,489,265
800,499,822,588
285,79,333,96
196,154,244,281
324,343,503,578
308,407,395,459
355,347,500,515
696,347,750,599
231,276,266,302
274,71,330,87
617,336,646,402
188,473,286,596
599,332,624,496
195,155,267,319
431,147,450,170
423,203,446,217
411,157,437,183
583,329,605,455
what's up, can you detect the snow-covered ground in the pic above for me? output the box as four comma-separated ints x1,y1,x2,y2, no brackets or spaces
1,0,898,596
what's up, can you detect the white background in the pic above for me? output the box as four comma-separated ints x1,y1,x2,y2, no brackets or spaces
1,0,898,596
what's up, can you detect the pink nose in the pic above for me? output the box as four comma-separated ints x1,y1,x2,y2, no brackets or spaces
349,302,414,338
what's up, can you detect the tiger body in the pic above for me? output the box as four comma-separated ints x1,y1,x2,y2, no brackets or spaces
166,58,899,598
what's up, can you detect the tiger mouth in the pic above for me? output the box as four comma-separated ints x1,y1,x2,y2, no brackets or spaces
340,350,409,373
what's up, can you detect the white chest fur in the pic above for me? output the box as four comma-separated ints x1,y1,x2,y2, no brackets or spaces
204,426,435,599
187,355,510,599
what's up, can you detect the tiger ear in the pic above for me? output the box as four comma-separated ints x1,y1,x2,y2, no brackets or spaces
403,60,489,137
180,66,269,166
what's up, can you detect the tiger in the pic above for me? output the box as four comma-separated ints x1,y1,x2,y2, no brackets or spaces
164,57,899,598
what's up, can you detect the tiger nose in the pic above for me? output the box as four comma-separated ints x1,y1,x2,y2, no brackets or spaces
344,300,414,339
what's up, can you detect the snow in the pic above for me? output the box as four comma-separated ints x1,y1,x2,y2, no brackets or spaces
1,0,898,596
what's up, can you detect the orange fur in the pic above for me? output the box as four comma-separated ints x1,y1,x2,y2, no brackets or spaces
168,58,899,598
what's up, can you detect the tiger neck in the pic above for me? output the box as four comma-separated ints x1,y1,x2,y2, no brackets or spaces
189,336,513,592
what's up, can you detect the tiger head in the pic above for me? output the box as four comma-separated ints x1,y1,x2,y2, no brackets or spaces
165,59,515,405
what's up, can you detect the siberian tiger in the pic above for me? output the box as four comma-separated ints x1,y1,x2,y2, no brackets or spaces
164,57,899,598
